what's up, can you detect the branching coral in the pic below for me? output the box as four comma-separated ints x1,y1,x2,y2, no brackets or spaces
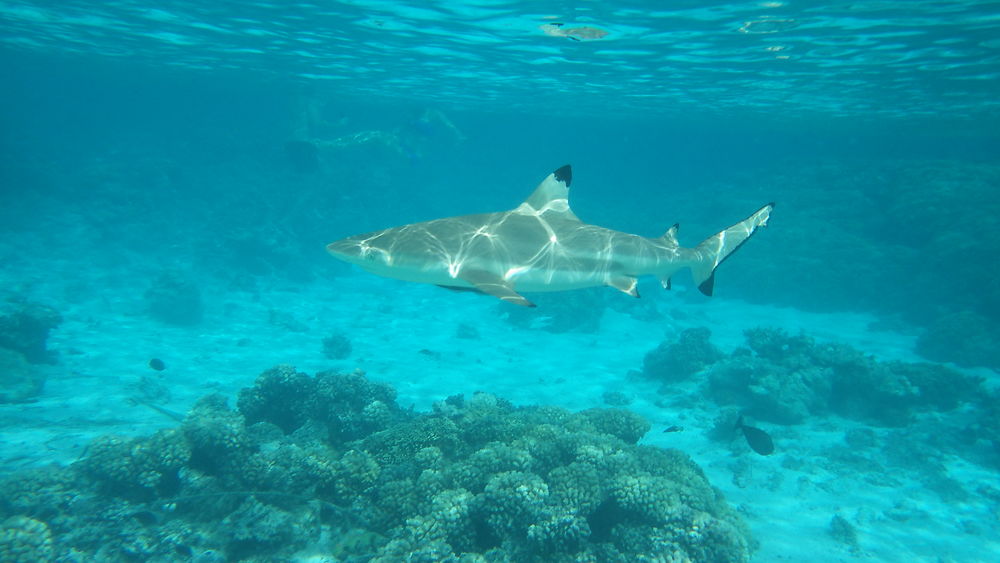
238,366,404,442
0,516,55,563
76,428,191,500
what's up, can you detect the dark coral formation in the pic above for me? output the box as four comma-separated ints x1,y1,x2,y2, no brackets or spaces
236,365,402,441
0,302,61,364
0,302,61,403
0,367,753,562
0,515,55,563
321,332,353,360
647,327,983,426
915,310,1000,369
969,390,1000,469
0,348,46,404
642,327,722,383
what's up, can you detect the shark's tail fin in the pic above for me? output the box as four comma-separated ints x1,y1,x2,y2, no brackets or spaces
690,203,774,296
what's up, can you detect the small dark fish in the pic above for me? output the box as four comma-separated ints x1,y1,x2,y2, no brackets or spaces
418,349,441,360
736,415,774,456
663,425,684,433
148,358,166,371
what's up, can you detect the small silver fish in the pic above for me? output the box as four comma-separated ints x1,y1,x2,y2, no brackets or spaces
540,23,609,41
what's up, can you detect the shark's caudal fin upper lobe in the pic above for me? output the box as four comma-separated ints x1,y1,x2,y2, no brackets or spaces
689,203,774,296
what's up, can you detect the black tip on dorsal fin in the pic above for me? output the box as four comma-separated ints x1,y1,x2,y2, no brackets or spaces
553,165,572,187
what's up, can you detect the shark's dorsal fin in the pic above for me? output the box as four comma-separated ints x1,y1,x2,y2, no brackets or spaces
515,164,580,221
660,223,680,247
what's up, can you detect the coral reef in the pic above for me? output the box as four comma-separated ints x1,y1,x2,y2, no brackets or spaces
643,327,722,383
718,161,1000,328
236,365,403,440
144,272,204,326
0,516,55,563
0,367,752,561
970,390,1000,469
0,348,46,404
321,332,352,360
915,310,1000,369
0,302,62,364
828,514,859,553
0,291,61,403
653,327,987,426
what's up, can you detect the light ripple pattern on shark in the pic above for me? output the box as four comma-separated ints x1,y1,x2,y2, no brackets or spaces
327,165,773,307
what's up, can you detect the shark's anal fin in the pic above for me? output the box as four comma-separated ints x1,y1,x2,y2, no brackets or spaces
608,276,640,298
458,269,536,307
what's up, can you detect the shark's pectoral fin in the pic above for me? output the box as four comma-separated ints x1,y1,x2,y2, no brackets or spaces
458,270,536,307
437,285,485,294
608,276,640,298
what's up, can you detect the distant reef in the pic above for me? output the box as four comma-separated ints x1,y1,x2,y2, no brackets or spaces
714,160,1000,368
914,310,1000,370
643,327,1000,471
644,327,986,427
0,367,753,562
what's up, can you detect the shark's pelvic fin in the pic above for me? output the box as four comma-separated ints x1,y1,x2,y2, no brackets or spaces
518,164,580,221
691,203,774,296
608,275,640,297
458,269,536,307
659,224,680,292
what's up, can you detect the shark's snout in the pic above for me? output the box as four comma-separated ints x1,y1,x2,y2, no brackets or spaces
326,238,367,263
327,236,392,268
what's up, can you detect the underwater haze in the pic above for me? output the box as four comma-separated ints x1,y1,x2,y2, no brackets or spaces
2,1,1000,562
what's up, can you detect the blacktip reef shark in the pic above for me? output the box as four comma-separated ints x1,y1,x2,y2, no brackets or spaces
327,165,773,307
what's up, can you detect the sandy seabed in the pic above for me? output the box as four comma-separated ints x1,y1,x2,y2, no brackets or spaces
2,261,998,563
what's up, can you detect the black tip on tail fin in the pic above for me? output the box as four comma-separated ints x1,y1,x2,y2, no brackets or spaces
691,202,774,297
553,165,572,186
698,273,716,296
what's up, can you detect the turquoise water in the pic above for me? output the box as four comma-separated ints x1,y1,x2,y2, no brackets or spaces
2,1,999,562
4,0,1000,119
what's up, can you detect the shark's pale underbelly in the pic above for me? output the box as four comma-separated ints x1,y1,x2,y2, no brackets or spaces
363,260,653,293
